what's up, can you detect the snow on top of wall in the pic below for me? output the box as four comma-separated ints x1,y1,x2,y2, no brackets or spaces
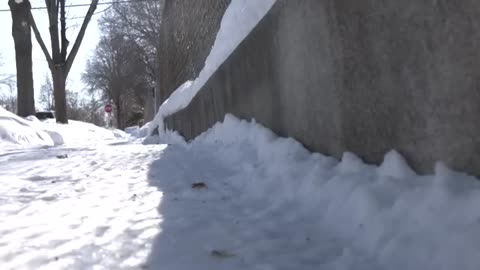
150,0,277,134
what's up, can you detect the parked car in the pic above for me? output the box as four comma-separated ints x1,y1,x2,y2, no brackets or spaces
35,111,55,121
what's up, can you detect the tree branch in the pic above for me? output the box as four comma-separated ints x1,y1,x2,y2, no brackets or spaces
29,11,54,69
47,0,60,63
65,0,98,77
60,0,67,62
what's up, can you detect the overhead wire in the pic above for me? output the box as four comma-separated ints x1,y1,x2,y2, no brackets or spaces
0,0,160,12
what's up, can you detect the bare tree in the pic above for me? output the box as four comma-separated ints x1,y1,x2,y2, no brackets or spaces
39,73,54,111
103,0,163,81
29,0,99,123
0,75,17,113
101,0,164,121
82,32,149,129
82,92,105,126
8,0,35,117
38,72,104,125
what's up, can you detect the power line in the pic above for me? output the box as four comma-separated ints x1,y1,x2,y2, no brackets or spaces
0,0,159,12
68,4,113,20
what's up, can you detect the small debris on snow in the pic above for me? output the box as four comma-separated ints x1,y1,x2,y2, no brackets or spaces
56,154,68,159
74,187,85,193
210,249,235,259
192,182,207,189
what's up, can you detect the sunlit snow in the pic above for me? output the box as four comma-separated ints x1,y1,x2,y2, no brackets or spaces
2,105,480,269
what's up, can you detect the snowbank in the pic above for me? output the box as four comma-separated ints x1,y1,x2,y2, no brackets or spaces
125,122,151,139
150,0,277,134
0,106,127,150
157,114,480,269
0,107,54,149
39,119,127,146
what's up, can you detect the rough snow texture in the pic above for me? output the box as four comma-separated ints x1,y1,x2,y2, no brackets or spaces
125,123,151,139
150,0,277,134
148,114,480,270
3,108,480,269
0,107,54,149
0,143,164,270
0,106,126,150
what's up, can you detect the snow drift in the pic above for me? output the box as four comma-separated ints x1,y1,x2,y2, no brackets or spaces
0,107,54,149
151,114,480,270
125,122,152,139
38,119,127,146
0,106,127,150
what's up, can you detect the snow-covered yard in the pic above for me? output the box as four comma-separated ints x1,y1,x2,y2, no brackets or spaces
1,105,480,270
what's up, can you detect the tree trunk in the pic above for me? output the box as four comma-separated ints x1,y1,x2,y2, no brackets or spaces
115,102,123,130
9,0,35,117
52,67,68,123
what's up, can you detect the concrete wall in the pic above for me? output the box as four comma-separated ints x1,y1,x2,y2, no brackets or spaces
165,0,480,175
156,0,231,107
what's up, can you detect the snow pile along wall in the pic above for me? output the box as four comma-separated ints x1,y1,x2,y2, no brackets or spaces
163,0,480,175
190,114,480,270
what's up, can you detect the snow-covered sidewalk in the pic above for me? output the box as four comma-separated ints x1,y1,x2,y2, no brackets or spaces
144,142,381,270
0,136,379,270
0,142,165,269
2,114,480,269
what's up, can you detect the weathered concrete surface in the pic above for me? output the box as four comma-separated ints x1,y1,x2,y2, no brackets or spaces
156,0,231,107
165,0,480,175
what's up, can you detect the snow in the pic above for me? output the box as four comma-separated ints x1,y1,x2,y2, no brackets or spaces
37,119,127,146
2,0,477,267
4,0,480,260
0,106,127,151
124,123,151,139
150,0,277,134
0,107,54,149
149,115,480,270
2,110,480,269
0,143,164,270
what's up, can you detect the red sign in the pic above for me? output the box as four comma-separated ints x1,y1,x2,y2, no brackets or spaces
104,104,113,113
